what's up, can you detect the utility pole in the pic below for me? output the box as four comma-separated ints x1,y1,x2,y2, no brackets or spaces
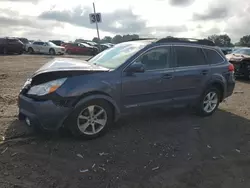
93,2,101,51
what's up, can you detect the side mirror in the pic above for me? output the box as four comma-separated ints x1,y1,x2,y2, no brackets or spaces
126,62,145,74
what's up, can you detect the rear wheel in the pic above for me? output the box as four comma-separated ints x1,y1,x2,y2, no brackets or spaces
196,87,221,116
49,48,55,55
67,100,113,139
3,47,7,55
28,47,34,54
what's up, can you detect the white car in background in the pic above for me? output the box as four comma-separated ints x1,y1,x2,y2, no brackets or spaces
26,41,65,55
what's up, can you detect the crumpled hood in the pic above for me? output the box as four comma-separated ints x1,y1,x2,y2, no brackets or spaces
226,53,250,61
33,58,109,77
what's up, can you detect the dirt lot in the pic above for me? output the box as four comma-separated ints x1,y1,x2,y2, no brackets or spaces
1,54,250,188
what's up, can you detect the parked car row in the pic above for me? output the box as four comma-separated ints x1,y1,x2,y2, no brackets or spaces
0,37,115,55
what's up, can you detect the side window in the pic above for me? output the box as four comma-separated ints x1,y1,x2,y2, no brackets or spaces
174,46,207,67
204,49,224,64
7,39,18,44
136,47,170,71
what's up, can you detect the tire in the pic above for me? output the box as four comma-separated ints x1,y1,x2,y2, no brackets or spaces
49,48,55,55
66,50,71,54
19,50,23,55
3,47,7,55
67,99,114,139
244,71,250,80
28,47,34,54
196,87,221,116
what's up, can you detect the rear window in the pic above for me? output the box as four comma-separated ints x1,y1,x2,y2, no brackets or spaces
174,46,207,67
204,49,224,64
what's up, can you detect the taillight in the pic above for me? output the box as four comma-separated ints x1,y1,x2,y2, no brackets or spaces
228,63,234,72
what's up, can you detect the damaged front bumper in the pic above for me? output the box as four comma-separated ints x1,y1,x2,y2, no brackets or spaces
18,94,73,131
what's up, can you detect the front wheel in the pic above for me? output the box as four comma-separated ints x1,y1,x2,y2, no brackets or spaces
196,87,220,116
67,100,113,139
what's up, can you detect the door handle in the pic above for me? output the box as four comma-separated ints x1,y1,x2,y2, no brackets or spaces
201,70,209,75
162,74,173,79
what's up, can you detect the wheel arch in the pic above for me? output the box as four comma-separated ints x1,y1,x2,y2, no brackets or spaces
72,91,121,121
207,81,225,102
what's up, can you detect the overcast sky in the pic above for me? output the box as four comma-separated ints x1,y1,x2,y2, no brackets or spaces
0,0,249,42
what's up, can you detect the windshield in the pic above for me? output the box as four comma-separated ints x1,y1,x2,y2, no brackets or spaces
88,41,150,69
233,48,250,56
47,42,57,47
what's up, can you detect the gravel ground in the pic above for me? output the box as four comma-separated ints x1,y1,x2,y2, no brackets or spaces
0,54,250,188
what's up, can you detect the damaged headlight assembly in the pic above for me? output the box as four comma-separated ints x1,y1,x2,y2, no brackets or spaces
27,78,67,96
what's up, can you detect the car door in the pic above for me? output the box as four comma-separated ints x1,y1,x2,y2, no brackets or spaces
40,42,48,54
121,46,175,110
6,39,18,52
32,42,40,52
171,45,211,105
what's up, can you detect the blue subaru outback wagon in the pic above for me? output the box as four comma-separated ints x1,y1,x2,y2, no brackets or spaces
18,37,235,139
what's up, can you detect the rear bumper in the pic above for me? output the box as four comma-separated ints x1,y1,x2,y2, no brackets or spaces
18,94,72,131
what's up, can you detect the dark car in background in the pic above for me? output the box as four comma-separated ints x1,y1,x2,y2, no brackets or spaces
220,47,232,55
0,37,24,55
18,37,235,139
226,47,250,79
64,42,98,55
49,40,66,46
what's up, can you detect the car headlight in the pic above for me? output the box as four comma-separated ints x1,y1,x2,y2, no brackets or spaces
27,78,67,96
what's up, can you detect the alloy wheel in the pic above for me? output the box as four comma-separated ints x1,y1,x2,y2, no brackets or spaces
77,105,107,135
203,91,218,113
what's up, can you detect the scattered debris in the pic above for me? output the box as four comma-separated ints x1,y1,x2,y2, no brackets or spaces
92,164,96,168
77,154,84,158
234,91,244,94
79,169,89,173
220,155,225,159
11,152,18,157
99,152,109,156
212,156,218,160
235,149,241,153
1,147,8,154
152,166,159,171
99,167,106,171
207,145,212,149
193,127,200,130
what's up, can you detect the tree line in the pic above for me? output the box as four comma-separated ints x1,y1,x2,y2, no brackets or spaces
80,34,250,47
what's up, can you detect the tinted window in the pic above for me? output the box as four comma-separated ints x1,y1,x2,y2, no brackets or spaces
174,46,207,67
33,42,44,45
8,39,19,43
204,49,224,64
136,47,170,70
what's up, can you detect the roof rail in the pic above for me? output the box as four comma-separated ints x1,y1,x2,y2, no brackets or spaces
156,37,215,46
129,38,157,41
